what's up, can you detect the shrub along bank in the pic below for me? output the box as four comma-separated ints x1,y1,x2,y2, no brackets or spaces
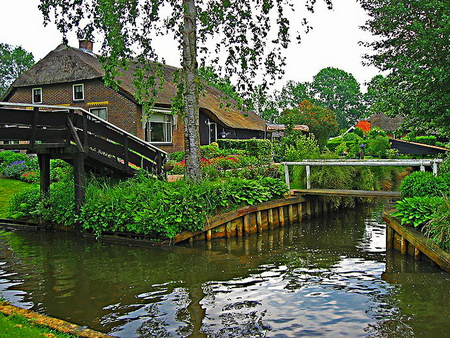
392,164,450,253
8,173,289,240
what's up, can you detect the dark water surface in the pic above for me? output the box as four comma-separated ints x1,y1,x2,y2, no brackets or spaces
0,205,449,337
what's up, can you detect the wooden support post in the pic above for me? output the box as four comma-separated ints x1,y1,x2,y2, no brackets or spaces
386,226,394,250
297,203,303,222
256,211,262,233
414,247,421,260
279,206,285,227
288,205,294,225
38,154,51,196
206,229,212,241
226,221,232,238
314,199,320,216
237,221,243,237
322,200,327,214
306,200,311,217
401,236,408,255
73,152,85,231
243,214,250,235
268,209,274,228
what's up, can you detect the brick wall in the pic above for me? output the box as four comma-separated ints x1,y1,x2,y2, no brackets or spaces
8,79,141,136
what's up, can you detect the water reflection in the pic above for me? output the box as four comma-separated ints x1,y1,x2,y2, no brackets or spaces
0,205,448,337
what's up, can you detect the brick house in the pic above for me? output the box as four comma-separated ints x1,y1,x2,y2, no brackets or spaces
3,41,267,153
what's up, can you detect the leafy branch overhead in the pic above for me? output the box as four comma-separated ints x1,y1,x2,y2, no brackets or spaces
0,43,35,98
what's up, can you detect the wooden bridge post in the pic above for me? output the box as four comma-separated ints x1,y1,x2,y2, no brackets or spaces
73,152,86,228
37,154,51,196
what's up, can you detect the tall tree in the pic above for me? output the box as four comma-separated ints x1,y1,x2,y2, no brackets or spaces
309,67,365,130
0,43,34,98
38,0,332,181
274,80,311,111
359,0,450,135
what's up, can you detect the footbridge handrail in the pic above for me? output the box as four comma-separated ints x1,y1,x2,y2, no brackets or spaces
282,158,444,190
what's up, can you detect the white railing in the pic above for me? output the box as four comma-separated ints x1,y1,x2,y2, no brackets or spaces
282,159,444,190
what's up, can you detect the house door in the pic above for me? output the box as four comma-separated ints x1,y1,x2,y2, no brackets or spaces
209,122,217,144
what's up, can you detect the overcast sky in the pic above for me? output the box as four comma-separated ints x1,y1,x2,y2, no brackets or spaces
0,0,380,92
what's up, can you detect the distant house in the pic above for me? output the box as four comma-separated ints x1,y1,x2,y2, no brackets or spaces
3,41,267,153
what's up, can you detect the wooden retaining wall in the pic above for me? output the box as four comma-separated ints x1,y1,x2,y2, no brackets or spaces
383,214,450,273
173,194,331,244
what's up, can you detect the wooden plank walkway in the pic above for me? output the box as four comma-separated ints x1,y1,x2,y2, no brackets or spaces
293,189,401,198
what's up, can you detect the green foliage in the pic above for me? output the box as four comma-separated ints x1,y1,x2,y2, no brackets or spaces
281,100,339,148
0,179,32,218
360,0,450,136
0,43,35,97
274,132,320,162
400,171,449,198
8,185,41,220
353,127,364,138
366,127,387,139
365,135,391,158
439,154,450,175
0,312,75,338
405,135,437,146
0,151,28,172
216,139,273,159
74,175,288,238
309,67,366,130
424,198,450,253
393,196,444,228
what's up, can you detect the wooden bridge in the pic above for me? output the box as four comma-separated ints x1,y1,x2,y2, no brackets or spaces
0,102,167,215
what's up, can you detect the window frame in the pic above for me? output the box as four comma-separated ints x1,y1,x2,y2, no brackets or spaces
145,110,173,144
89,107,108,121
32,88,42,104
72,83,85,101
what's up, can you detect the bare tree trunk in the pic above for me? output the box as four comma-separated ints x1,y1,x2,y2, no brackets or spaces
182,0,202,182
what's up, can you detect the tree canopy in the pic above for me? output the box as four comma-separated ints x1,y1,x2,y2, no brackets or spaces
309,67,365,130
360,0,450,135
39,0,332,180
281,99,338,147
0,43,34,98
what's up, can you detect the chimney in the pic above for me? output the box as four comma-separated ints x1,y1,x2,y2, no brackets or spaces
79,39,93,52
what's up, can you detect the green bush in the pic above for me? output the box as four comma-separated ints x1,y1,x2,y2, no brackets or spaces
400,171,449,198
366,127,387,138
424,198,450,253
8,185,41,220
0,151,28,172
365,135,391,157
78,174,289,238
217,139,273,159
393,196,444,228
414,135,436,145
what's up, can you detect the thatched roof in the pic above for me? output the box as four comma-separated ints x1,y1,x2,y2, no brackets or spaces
370,113,404,131
11,44,266,131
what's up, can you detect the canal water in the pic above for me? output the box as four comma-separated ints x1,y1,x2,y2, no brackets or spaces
0,204,449,337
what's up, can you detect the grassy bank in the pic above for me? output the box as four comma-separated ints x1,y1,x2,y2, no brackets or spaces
0,312,75,338
0,179,32,218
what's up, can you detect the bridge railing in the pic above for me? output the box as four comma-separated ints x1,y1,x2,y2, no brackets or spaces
282,159,444,190
0,102,167,176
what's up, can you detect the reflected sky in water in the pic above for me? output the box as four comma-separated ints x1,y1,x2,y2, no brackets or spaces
0,204,449,337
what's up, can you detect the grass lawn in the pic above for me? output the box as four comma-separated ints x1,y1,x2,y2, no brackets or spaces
0,179,33,218
0,313,75,338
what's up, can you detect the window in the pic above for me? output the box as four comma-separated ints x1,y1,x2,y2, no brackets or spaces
32,88,42,103
89,107,108,121
73,84,84,101
145,113,173,143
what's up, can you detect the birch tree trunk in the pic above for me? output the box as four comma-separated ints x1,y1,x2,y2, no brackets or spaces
182,0,202,182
